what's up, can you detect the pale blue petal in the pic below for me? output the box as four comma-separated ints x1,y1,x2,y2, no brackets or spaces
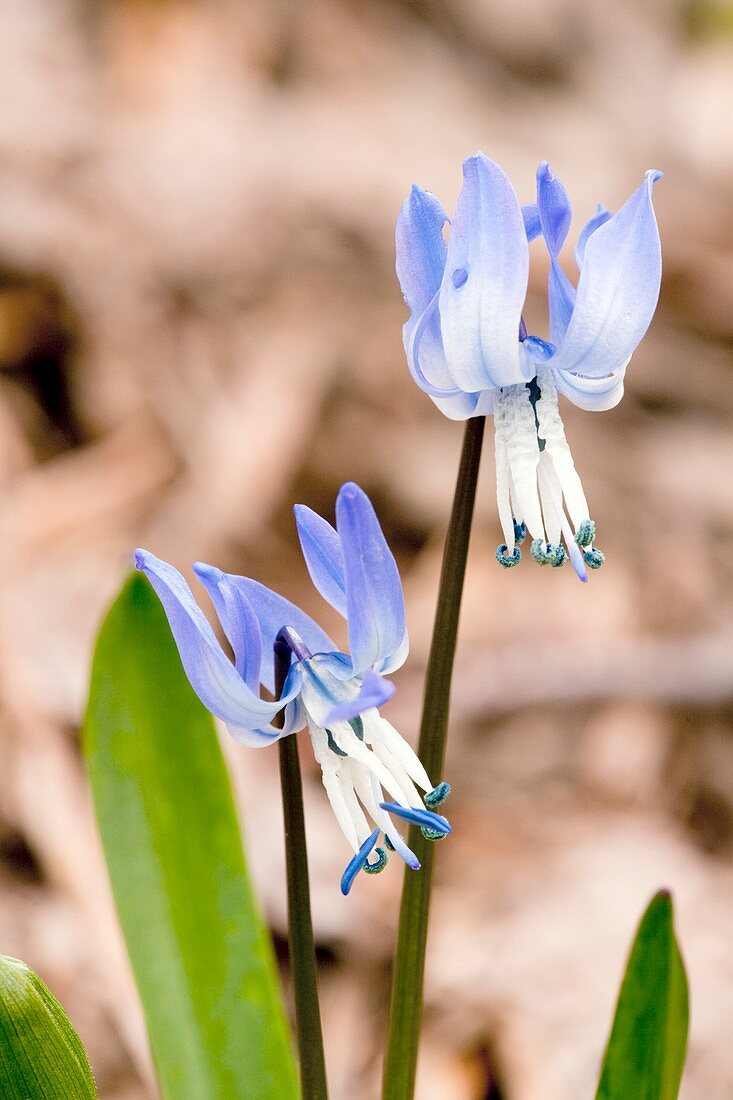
404,303,482,418
526,334,625,412
397,180,498,417
336,482,407,676
294,505,347,617
549,171,662,380
536,163,576,344
551,363,626,411
135,550,292,738
522,202,541,242
340,828,380,895
396,185,448,316
193,562,262,692
536,162,572,255
575,203,612,269
439,153,530,390
324,670,395,725
219,576,336,694
548,259,577,345
226,664,305,746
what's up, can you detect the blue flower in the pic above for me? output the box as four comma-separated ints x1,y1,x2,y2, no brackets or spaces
135,482,450,894
396,154,662,581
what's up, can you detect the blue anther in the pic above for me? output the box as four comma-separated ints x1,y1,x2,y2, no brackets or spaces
340,828,381,895
575,519,596,548
379,802,451,834
326,729,348,757
584,547,605,569
512,518,527,545
548,544,567,568
384,835,395,852
496,544,521,568
452,266,468,288
424,781,451,808
421,826,447,841
363,847,388,874
530,538,550,565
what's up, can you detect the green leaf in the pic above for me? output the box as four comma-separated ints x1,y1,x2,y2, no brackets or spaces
0,954,97,1098
84,573,298,1100
595,890,689,1100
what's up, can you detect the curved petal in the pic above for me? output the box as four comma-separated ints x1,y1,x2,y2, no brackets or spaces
396,185,448,316
522,202,541,242
193,562,262,691
404,298,484,419
575,203,612,270
536,162,572,255
549,170,662,380
221,576,336,693
439,153,530,390
294,505,347,617
536,163,577,344
134,550,293,738
548,259,577,345
336,482,408,676
324,669,395,725
551,362,626,411
405,291,464,400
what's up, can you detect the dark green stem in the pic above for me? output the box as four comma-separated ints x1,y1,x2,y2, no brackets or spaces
381,415,486,1100
275,633,329,1100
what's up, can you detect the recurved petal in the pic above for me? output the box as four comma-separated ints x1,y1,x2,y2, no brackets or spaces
336,482,408,676
439,153,530,390
536,162,572,257
575,203,612,269
396,185,449,315
224,576,336,693
548,258,577,345
549,170,662,380
551,362,627,411
135,550,291,738
522,202,542,242
294,504,347,617
403,294,484,419
193,562,262,692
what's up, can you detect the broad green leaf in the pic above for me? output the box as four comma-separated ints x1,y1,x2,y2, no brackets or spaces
84,573,298,1100
595,890,689,1100
0,954,97,1098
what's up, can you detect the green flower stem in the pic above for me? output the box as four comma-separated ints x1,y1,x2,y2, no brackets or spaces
274,635,329,1100
382,415,486,1100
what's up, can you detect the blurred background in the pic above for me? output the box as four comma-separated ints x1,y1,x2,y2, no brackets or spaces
0,0,732,1096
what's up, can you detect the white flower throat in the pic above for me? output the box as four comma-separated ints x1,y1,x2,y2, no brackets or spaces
494,364,604,582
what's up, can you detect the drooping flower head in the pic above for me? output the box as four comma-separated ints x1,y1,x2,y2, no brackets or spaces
135,482,450,894
396,154,662,581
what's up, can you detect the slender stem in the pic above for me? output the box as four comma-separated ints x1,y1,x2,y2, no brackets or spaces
274,633,329,1100
382,415,486,1100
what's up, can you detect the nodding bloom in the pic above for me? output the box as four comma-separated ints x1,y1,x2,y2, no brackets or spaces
396,153,662,581
135,482,450,895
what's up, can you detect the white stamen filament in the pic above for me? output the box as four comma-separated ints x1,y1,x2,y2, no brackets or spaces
534,365,590,532
493,381,546,542
494,365,594,574
362,713,432,794
304,701,436,859
537,458,587,581
371,740,423,809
